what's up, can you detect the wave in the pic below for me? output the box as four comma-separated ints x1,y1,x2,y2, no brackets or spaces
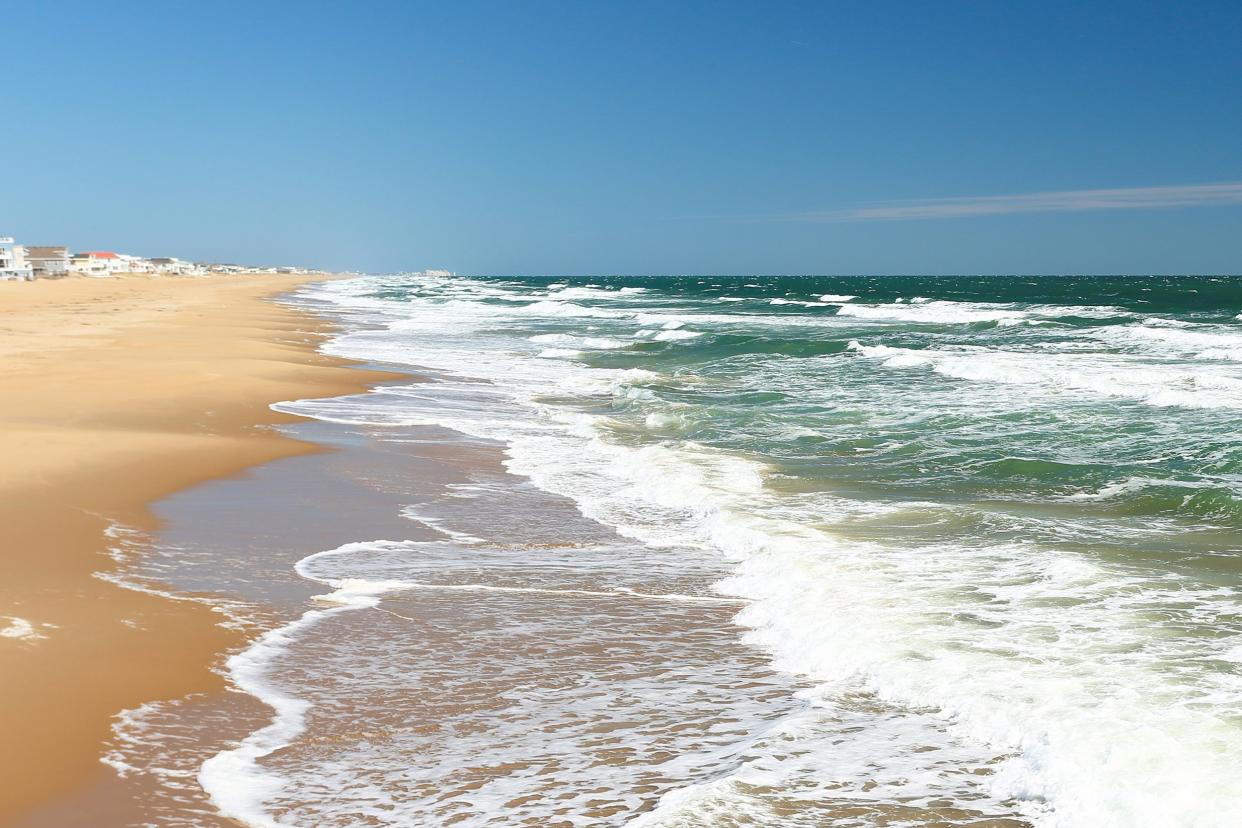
835,300,1028,325
548,286,620,300
502,403,1242,827
769,298,831,307
529,333,633,350
517,299,630,318
1099,321,1242,361
847,340,1242,410
1065,477,1242,523
198,541,415,827
652,328,704,341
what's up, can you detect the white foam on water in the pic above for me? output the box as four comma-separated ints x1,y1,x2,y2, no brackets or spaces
1061,476,1159,501
528,332,575,343
1098,320,1242,361
399,505,487,544
645,410,693,431
653,328,703,341
529,332,632,350
548,286,622,300
198,541,414,828
0,615,51,642
836,300,1028,325
629,698,1025,827
98,692,266,826
497,416,1242,826
517,299,630,319
835,299,1133,326
629,308,856,331
95,521,256,632
847,340,1242,410
720,529,1242,826
769,298,828,307
355,580,746,604
846,340,933,368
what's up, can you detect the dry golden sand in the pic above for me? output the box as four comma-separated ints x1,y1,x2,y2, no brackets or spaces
0,273,396,826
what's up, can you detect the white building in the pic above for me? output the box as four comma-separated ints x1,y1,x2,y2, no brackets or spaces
117,254,154,273
148,257,204,275
0,237,34,281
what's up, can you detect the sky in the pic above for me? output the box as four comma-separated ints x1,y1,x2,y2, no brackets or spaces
3,0,1241,275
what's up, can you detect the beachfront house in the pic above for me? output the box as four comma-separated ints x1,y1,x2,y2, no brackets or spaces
148,257,204,275
0,237,34,281
25,246,70,278
69,251,126,277
117,254,154,273
207,263,247,274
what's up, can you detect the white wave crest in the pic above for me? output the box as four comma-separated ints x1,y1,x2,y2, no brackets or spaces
836,300,1027,324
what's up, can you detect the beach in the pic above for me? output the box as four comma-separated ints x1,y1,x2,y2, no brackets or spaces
4,271,1241,827
0,274,393,826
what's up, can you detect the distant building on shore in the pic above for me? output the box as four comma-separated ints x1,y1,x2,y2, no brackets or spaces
26,246,70,278
117,254,154,273
148,257,203,275
0,237,34,281
69,251,126,277
4,239,307,281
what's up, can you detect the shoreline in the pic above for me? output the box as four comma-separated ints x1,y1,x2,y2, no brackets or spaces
0,273,396,826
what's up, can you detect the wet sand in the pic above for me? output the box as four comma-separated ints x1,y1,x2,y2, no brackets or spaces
0,274,396,826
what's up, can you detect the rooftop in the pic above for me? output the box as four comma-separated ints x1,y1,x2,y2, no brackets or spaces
26,246,68,257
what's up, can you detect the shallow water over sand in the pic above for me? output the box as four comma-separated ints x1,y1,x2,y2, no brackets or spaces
109,416,1026,827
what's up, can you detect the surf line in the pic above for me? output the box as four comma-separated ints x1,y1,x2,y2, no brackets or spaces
312,581,748,606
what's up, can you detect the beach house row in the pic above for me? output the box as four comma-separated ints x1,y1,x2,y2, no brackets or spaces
62,251,205,277
0,236,207,280
3,234,316,280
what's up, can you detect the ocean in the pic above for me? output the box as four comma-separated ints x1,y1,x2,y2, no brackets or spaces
109,273,1242,826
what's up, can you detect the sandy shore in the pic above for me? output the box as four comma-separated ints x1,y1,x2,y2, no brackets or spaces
0,273,393,826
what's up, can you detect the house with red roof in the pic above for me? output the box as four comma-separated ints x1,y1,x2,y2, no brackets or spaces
69,251,126,277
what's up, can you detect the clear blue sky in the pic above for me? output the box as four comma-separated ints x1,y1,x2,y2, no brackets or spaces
4,1,1241,274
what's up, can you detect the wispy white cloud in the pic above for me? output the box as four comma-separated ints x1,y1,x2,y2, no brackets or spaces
791,182,1242,222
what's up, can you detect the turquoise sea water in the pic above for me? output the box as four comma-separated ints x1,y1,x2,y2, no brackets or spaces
185,274,1242,827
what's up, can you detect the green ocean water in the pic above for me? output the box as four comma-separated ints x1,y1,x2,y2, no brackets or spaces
457,274,1242,543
